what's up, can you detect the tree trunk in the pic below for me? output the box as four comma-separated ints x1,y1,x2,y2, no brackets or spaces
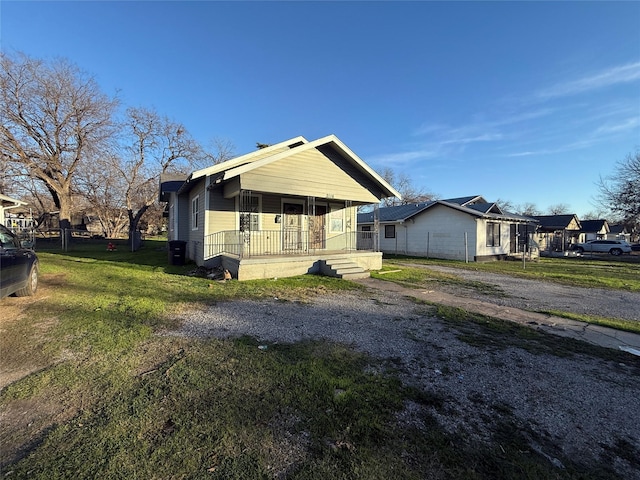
128,205,150,251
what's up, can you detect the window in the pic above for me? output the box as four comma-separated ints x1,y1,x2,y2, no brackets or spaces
240,195,260,231
329,206,344,233
486,222,500,247
385,225,396,238
192,196,199,230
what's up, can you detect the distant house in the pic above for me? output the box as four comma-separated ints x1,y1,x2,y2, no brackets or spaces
607,224,631,242
531,214,581,252
0,193,27,228
579,219,609,242
357,195,538,262
159,135,400,280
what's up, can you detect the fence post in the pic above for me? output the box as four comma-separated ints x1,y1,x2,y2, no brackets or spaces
426,232,430,259
464,232,468,263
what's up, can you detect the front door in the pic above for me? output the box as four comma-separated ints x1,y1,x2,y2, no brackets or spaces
282,203,304,251
310,205,326,249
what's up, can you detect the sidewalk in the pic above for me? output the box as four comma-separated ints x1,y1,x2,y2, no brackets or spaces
355,277,640,355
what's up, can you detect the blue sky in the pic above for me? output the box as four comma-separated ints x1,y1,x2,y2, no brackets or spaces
2,1,639,217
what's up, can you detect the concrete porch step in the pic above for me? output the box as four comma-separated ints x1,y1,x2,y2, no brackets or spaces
320,258,370,280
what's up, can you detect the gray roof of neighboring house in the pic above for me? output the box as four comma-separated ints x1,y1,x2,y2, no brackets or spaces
357,201,436,223
530,214,581,230
609,224,627,234
357,197,536,224
444,195,484,206
580,219,609,233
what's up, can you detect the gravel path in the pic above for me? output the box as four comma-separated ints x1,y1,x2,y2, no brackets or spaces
407,263,640,322
167,277,640,479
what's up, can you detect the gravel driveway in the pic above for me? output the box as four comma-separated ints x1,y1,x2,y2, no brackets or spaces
408,263,640,322
168,275,640,478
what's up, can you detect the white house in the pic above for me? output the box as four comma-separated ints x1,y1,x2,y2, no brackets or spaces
357,196,538,262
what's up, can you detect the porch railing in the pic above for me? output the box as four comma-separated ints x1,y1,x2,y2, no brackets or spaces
205,229,377,260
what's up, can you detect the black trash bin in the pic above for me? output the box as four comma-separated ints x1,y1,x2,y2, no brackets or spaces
168,240,187,266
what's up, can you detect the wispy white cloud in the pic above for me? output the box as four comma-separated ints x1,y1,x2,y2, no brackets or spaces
505,138,601,158
441,133,503,145
536,61,640,100
594,117,640,134
368,149,436,166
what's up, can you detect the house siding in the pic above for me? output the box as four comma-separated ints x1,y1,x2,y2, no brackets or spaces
240,148,379,204
370,204,532,261
377,206,477,260
475,218,511,259
187,179,206,265
207,187,236,233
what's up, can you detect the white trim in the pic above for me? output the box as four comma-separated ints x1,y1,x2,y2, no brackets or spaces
192,195,200,230
190,136,308,182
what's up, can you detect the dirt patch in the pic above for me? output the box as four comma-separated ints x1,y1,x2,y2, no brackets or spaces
0,274,67,390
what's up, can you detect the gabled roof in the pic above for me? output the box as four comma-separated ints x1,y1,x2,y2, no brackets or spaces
464,202,503,215
189,136,308,183
358,196,536,224
531,214,581,230
444,195,486,206
609,224,627,234
176,134,401,200
580,219,609,233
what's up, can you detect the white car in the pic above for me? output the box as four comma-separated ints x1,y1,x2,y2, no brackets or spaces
572,240,632,256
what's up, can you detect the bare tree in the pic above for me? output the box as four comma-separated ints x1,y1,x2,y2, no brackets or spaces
75,152,129,238
495,198,516,213
198,137,235,168
519,202,541,217
380,167,437,207
0,52,118,233
596,149,640,228
546,203,571,215
116,107,201,246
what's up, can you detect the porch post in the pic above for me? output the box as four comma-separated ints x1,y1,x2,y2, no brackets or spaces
239,189,252,258
374,203,380,252
307,196,315,252
345,200,353,250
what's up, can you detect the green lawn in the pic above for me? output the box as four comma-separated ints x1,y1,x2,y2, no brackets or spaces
0,241,633,479
382,254,640,292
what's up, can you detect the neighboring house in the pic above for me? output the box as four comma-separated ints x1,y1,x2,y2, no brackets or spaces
531,214,581,252
159,135,400,280
0,193,27,228
607,224,631,242
579,219,609,242
357,195,538,262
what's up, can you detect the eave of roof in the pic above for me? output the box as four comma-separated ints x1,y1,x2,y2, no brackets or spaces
178,134,401,200
358,200,537,223
0,193,27,208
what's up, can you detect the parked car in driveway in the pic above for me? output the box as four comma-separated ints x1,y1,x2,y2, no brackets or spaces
572,239,632,256
0,223,39,298
631,243,640,252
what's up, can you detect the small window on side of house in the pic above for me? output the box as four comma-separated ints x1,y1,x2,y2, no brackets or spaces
192,196,199,230
385,225,396,238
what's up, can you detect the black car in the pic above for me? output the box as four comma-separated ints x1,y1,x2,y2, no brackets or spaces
632,243,640,252
0,223,39,298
